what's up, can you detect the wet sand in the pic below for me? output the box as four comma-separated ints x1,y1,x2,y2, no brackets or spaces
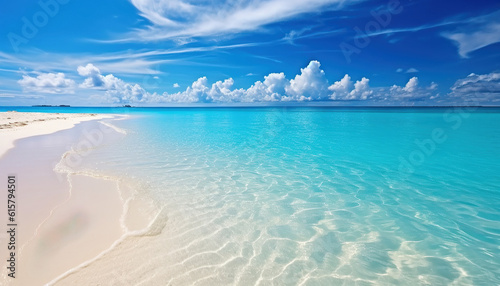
0,113,155,285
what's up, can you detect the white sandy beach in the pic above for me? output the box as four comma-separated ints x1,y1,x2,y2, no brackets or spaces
0,111,156,285
0,112,113,157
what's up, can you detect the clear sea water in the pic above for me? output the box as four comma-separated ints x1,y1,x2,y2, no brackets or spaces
4,106,500,285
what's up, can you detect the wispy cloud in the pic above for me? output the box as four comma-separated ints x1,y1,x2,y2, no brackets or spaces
364,20,461,38
251,55,282,63
123,0,361,42
366,9,500,58
396,68,419,73
443,22,500,58
0,67,22,74
441,10,500,58
0,43,258,76
0,92,43,99
283,27,343,45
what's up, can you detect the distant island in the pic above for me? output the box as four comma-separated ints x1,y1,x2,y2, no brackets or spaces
32,105,71,107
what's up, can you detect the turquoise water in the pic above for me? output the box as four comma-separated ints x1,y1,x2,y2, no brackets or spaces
7,107,500,284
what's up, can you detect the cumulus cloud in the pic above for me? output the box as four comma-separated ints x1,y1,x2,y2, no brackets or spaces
352,78,373,99
329,74,352,97
77,63,148,102
207,78,245,102
151,77,210,103
329,74,372,100
389,77,420,96
285,60,329,101
125,0,356,41
379,77,440,102
449,72,500,103
245,72,288,102
78,63,104,87
21,61,500,105
74,61,445,104
404,77,419,93
173,83,180,88
18,72,75,94
76,61,332,103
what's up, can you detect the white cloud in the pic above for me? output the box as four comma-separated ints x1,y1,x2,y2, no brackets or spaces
263,72,288,98
329,74,352,98
285,60,329,101
77,63,148,102
366,20,462,38
127,0,357,41
364,9,500,59
85,59,167,75
384,77,437,101
1,45,262,89
449,72,500,103
78,63,131,91
442,10,500,58
78,63,104,87
75,61,444,105
207,78,245,102
18,72,75,94
245,72,288,102
444,23,500,58
351,77,373,100
153,77,210,103
389,77,419,96
397,68,418,73
77,61,329,103
329,74,372,100
173,83,180,88
404,77,419,92
1,51,167,76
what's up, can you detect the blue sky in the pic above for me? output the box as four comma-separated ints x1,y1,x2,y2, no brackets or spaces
1,0,500,106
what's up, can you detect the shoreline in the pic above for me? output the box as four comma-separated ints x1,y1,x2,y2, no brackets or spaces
0,112,158,285
0,112,115,158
